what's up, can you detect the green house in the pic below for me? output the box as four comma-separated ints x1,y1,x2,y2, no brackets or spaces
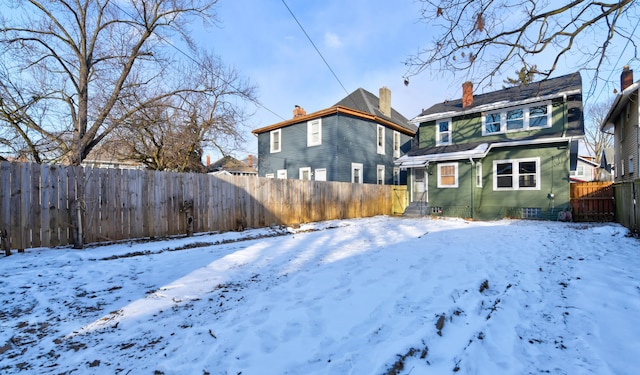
395,72,584,220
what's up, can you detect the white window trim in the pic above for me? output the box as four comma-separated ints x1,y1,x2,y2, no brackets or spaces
276,169,287,179
299,167,311,180
437,162,458,188
314,168,327,181
482,102,552,136
307,119,322,147
351,162,364,184
377,125,385,155
493,157,541,191
270,129,282,153
475,162,482,188
265,173,274,179
376,165,385,185
393,131,401,158
436,118,452,146
393,167,400,185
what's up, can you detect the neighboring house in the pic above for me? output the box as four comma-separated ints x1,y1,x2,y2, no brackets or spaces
395,72,584,220
601,66,640,182
83,141,144,169
207,155,257,176
252,87,417,184
599,147,615,181
570,156,598,182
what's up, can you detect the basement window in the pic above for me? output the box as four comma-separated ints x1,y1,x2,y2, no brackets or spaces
521,208,542,219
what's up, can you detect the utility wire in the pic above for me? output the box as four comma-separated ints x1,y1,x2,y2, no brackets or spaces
280,0,351,99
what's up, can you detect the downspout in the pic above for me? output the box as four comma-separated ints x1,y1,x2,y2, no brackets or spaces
469,158,475,219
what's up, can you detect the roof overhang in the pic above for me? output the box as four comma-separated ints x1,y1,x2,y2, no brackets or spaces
411,89,582,124
395,137,575,168
252,105,416,136
601,80,640,133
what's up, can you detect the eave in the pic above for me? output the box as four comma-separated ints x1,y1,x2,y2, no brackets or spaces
411,88,582,124
395,136,575,168
251,105,416,136
601,80,640,133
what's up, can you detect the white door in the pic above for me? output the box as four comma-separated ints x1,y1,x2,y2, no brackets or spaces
412,168,427,202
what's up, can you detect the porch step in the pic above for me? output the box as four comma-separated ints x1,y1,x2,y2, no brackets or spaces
403,202,430,217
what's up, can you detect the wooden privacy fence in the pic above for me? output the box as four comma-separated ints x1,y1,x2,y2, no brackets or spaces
0,162,394,254
569,181,615,222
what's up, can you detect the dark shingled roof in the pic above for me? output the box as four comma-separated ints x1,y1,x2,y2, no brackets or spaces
335,88,417,133
207,155,256,174
418,72,583,117
404,72,585,159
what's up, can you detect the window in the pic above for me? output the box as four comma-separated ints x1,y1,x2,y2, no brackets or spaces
436,119,452,146
493,158,540,190
315,168,327,181
377,125,385,154
276,169,287,179
299,167,311,180
484,113,501,134
506,108,524,131
270,129,281,153
475,162,483,187
437,162,458,188
393,167,400,185
307,119,322,147
629,157,635,174
265,173,274,179
522,208,542,219
352,163,363,184
529,105,549,128
482,102,552,135
393,131,401,158
571,165,585,177
376,165,385,185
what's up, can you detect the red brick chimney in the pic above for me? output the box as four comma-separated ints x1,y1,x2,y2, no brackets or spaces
293,105,307,118
621,65,634,91
462,81,473,108
206,154,211,166
247,154,253,167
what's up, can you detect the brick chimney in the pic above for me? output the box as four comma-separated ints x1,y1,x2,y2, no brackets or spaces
206,154,211,166
247,154,253,167
293,105,306,118
379,86,391,117
462,81,473,108
621,65,634,91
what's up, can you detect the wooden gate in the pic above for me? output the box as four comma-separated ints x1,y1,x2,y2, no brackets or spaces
570,182,615,222
391,186,408,216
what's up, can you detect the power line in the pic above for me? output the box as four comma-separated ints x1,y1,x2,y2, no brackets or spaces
280,0,351,99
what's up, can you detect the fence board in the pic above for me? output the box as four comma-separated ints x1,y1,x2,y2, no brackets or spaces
1,163,396,253
570,182,615,222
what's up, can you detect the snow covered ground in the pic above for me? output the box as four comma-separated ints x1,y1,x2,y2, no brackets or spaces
1,216,639,375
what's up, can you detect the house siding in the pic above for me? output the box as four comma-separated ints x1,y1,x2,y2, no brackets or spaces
257,113,412,184
418,98,568,148
615,91,640,181
423,143,570,220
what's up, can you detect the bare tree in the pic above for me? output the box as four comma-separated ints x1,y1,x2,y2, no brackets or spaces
0,0,241,165
107,53,256,172
585,100,614,165
405,0,638,90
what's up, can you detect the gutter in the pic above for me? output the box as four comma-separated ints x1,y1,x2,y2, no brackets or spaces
411,89,582,124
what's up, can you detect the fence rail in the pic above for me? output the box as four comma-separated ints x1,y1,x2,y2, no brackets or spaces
569,181,615,222
0,162,394,254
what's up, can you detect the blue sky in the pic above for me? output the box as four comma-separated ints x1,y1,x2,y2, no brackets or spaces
199,0,447,158
200,0,638,160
